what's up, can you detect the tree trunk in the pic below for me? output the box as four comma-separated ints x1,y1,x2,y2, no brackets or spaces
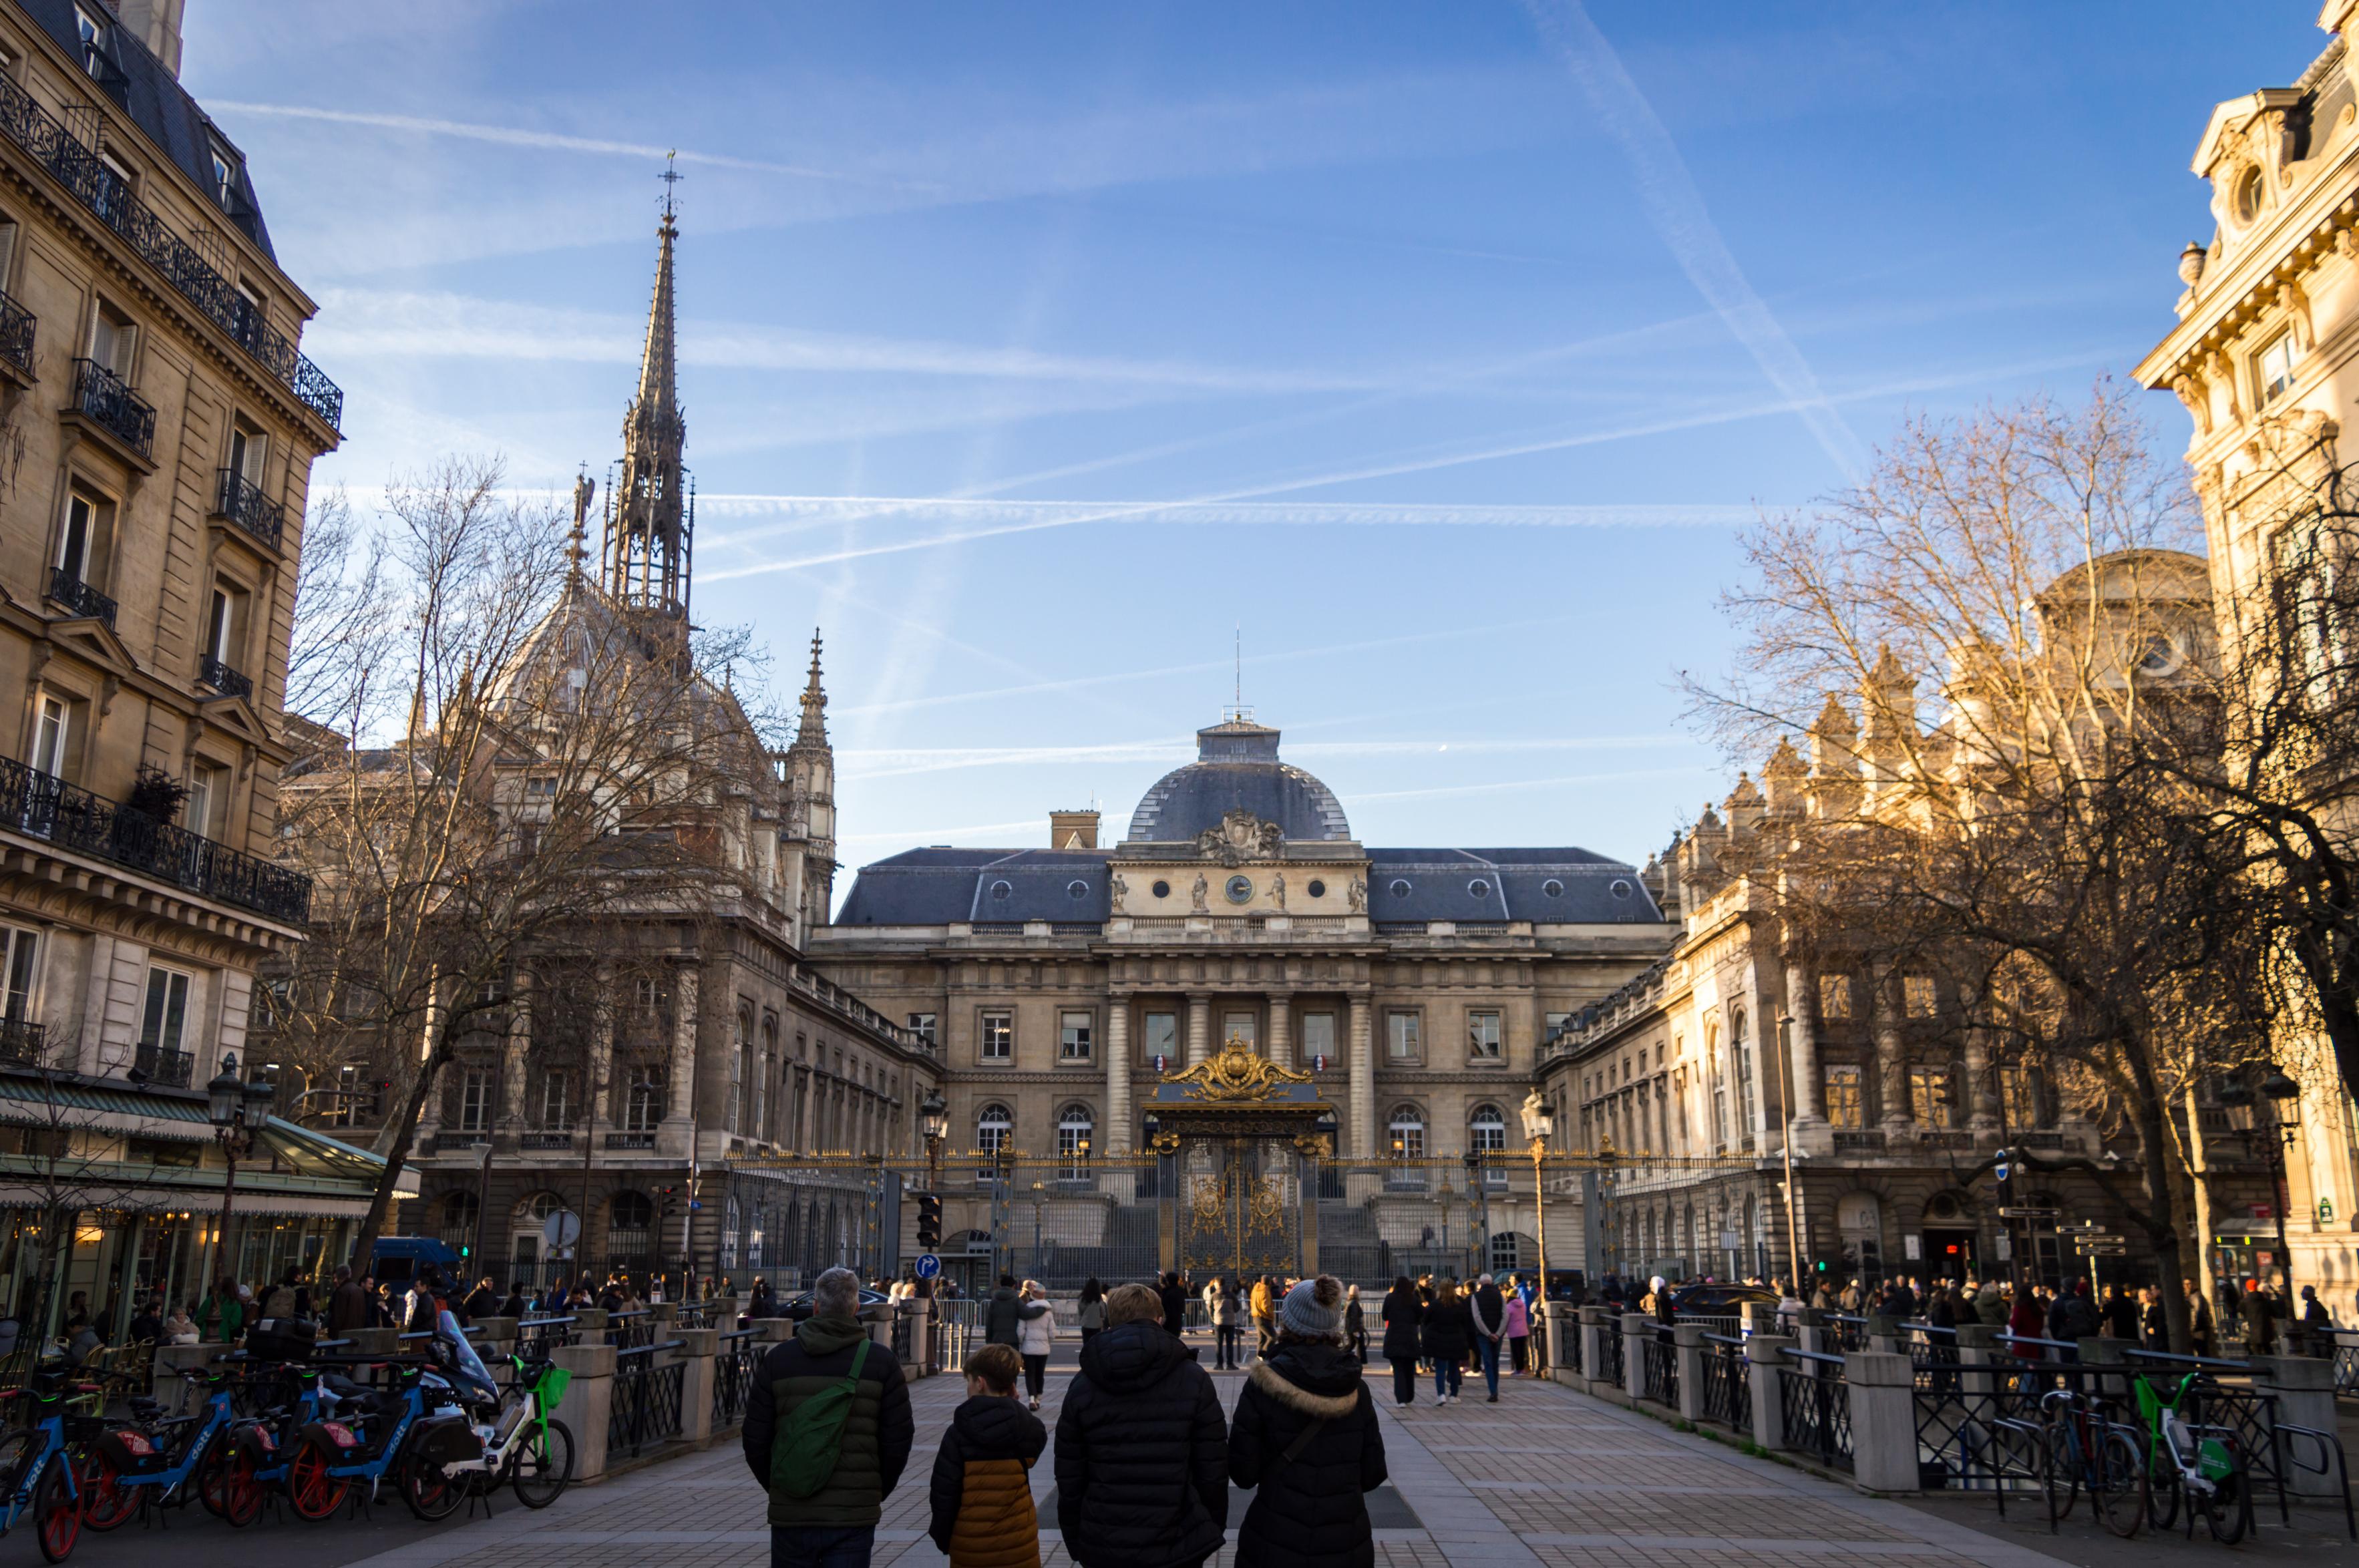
351,1044,446,1264
2131,1087,2193,1354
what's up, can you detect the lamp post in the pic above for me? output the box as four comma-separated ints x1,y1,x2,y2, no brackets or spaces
204,1051,277,1300
920,1084,947,1200
1029,1180,1046,1280
1464,1149,1489,1280
2223,1070,2304,1340
1775,1014,1805,1294
1519,1091,1554,1368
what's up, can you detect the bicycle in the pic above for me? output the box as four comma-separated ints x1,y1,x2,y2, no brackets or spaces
0,1372,104,1561
391,1319,573,1518
2038,1386,2147,1537
2135,1372,2253,1543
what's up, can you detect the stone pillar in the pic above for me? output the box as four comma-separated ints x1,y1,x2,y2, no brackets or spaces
1268,994,1291,1067
1963,1027,1996,1131
1865,1312,1901,1354
1782,959,1823,1125
1186,994,1211,1066
1873,968,1910,1133
674,1327,717,1445
1542,1302,1578,1379
592,960,616,1126
1106,998,1132,1154
1672,1321,1708,1423
572,1306,612,1344
1348,994,1374,1158
552,1341,615,1481
1746,1334,1794,1450
504,974,533,1137
1576,1306,1611,1392
343,1326,399,1357
1844,1350,1921,1492
666,962,701,1133
2253,1355,2341,1497
1620,1312,1648,1402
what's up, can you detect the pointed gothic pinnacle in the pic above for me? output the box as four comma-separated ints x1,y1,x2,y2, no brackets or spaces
795,628,829,747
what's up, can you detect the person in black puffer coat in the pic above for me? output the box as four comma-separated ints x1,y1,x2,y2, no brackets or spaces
1054,1284,1227,1568
984,1275,1024,1348
1421,1280,1471,1403
1378,1276,1423,1407
1230,1276,1387,1568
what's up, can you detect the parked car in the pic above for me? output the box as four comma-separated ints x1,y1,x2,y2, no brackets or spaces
1668,1282,1779,1316
780,1286,892,1322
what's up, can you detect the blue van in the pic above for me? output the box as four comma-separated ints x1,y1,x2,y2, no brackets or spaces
364,1236,464,1286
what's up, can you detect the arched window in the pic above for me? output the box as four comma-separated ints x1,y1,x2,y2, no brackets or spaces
608,1190,655,1261
1468,1103,1506,1187
747,1202,767,1269
1730,1007,1755,1151
512,1191,574,1265
1706,1020,1728,1151
1057,1103,1094,1180
438,1190,478,1251
975,1103,1013,1179
761,1016,779,1141
1388,1104,1425,1160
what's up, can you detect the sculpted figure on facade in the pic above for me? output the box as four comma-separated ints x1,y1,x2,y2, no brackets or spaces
1109,873,1127,912
1191,872,1209,912
1272,871,1286,910
1348,875,1367,913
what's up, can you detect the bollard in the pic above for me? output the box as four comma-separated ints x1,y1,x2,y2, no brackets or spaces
673,1327,718,1446
1620,1313,1650,1402
906,1303,932,1376
571,1306,612,1344
752,1316,797,1343
2252,1354,2341,1497
1672,1322,1708,1423
1745,1334,1793,1452
552,1341,616,1481
1576,1307,1611,1394
1843,1350,1919,1493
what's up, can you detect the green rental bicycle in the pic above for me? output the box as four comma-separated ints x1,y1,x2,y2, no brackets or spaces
2135,1372,2252,1543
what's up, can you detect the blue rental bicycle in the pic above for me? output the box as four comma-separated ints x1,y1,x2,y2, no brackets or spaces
0,1372,105,1561
81,1362,269,1530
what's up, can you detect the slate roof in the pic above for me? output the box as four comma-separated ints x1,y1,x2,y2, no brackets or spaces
838,848,1113,926
1125,717,1350,842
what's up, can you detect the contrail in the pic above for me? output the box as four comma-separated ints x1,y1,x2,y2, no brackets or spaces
1515,0,1867,483
697,496,1755,542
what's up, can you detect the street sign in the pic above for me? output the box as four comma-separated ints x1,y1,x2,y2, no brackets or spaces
1997,1207,2060,1219
542,1210,582,1249
914,1253,941,1280
689,1199,702,1211
2056,1221,2105,1233
2075,1243,2129,1256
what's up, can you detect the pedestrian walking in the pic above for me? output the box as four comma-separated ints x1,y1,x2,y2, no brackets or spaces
1213,1279,1244,1369
1421,1279,1471,1404
1467,1275,1506,1402
2183,1279,2216,1358
1344,1284,1368,1365
1250,1276,1275,1360
742,1266,916,1568
1017,1281,1056,1410
1379,1276,1422,1406
1502,1286,1529,1375
1078,1279,1105,1350
985,1275,1023,1348
327,1265,371,1336
1157,1271,1189,1340
929,1343,1047,1568
1228,1277,1388,1568
1053,1282,1227,1568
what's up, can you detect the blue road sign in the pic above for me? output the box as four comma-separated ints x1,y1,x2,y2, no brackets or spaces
914,1253,942,1280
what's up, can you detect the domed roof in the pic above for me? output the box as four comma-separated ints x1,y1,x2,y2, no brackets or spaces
1125,714,1351,843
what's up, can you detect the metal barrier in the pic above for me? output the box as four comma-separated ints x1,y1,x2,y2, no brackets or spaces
1914,1362,2042,1489
1640,1327,1678,1408
1594,1322,1624,1387
1777,1350,1853,1471
1699,1333,1749,1430
609,1339,687,1459
2332,1333,2356,1398
713,1329,764,1429
516,1316,578,1355
608,1309,657,1350
1822,1314,1867,1352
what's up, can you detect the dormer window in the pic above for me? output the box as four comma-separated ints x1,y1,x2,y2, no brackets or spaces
2233,164,2266,224
2259,331,2298,404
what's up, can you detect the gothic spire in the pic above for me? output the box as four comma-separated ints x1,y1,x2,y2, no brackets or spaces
793,629,829,749
600,162,691,620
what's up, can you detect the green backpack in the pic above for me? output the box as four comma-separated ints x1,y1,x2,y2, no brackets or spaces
771,1337,872,1499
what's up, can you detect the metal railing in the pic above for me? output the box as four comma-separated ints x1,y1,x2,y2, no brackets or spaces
1594,1320,1624,1387
47,566,116,628
608,1308,657,1350
71,358,153,457
1914,1362,2042,1490
713,1328,763,1428
0,753,311,922
1700,1332,1749,1430
199,653,251,699
0,69,343,429
1640,1326,1678,1408
1777,1350,1853,1471
132,1042,192,1087
0,1016,42,1065
212,469,285,550
608,1340,686,1459
0,290,31,377
514,1316,577,1356
1822,1313,1867,1352
519,1131,575,1151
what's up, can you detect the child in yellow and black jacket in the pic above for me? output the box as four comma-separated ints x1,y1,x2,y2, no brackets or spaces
928,1343,1047,1568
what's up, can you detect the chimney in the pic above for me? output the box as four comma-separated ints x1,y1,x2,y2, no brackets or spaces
1049,809,1099,850
113,0,186,77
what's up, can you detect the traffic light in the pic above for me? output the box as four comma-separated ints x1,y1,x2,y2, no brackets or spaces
657,1185,681,1221
917,1191,942,1249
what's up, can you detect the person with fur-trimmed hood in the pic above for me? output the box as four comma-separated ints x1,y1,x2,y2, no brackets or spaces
1228,1275,1388,1568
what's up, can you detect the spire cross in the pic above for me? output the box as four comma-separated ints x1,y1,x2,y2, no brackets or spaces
659,150,683,223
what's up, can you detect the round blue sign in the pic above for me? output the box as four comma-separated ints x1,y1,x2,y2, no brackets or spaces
914,1253,941,1279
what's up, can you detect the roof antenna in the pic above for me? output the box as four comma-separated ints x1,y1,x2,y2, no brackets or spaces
1234,625,1242,707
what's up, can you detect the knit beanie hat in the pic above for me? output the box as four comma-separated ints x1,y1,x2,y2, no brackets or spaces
1279,1275,1344,1339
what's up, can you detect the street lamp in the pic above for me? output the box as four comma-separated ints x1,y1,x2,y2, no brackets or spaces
1437,1177,1457,1280
205,1051,276,1299
1463,1149,1489,1280
1775,1014,1804,1294
1029,1180,1046,1278
920,1086,948,1201
2225,1070,2304,1337
1519,1091,1555,1369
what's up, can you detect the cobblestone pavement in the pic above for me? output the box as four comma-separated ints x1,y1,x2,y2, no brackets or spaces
295,1356,2086,1568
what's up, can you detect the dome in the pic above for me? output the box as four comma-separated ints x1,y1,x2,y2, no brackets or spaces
1125,714,1351,843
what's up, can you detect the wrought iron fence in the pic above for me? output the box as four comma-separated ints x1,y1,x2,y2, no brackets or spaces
0,290,31,377
2335,1334,2358,1397
1553,1312,1580,1375
608,1340,687,1459
1640,1327,1678,1408
1914,1362,2042,1489
47,566,116,628
132,1042,192,1087
1594,1320,1624,1387
514,1315,577,1356
608,1308,657,1350
71,358,153,457
1700,1333,1749,1430
212,469,285,550
1777,1351,1853,1471
713,1328,763,1428
200,654,251,700
1822,1314,1867,1352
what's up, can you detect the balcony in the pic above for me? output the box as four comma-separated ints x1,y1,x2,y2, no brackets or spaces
199,654,251,701
1832,1129,1887,1154
210,469,285,552
519,1131,575,1152
0,290,32,381
131,1043,192,1087
604,1131,657,1150
433,1130,490,1154
0,753,311,924
47,568,116,630
0,71,342,431
0,1017,45,1066
69,359,154,462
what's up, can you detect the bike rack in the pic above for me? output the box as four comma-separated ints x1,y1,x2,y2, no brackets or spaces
2275,1421,2357,1542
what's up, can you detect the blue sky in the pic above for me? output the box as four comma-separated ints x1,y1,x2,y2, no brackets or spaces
188,1,2322,878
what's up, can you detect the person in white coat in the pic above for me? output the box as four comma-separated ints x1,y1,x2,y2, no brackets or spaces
1016,1278,1057,1409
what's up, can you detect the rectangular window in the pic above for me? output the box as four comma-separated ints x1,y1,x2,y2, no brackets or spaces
1059,1009,1093,1061
1544,1010,1572,1040
906,1012,937,1047
57,493,96,582
29,693,65,777
2259,333,2299,404
1902,974,1938,1018
227,424,266,485
87,302,134,379
1467,1010,1503,1060
1910,1066,1953,1129
0,220,17,290
0,926,35,1022
540,1069,572,1129
1142,1009,1177,1065
1222,1010,1256,1049
1817,974,1851,1021
1300,1010,1336,1064
1824,1064,1863,1128
184,762,225,838
139,967,190,1054
458,1068,491,1131
1999,1064,2038,1130
980,1010,1013,1062
1386,1010,1421,1063
624,1064,665,1130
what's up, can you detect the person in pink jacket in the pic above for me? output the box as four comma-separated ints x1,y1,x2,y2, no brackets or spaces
1502,1288,1531,1375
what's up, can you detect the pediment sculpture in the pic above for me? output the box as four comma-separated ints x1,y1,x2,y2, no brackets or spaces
1194,809,1283,867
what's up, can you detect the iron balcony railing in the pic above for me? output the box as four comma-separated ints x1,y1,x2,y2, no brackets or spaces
0,290,31,378
47,567,116,629
0,1017,43,1066
71,359,153,459
211,469,284,550
132,1042,192,1087
0,69,342,431
199,653,250,700
0,753,311,923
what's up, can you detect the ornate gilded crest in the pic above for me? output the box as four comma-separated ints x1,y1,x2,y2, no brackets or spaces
1161,1033,1314,1101
1193,809,1283,867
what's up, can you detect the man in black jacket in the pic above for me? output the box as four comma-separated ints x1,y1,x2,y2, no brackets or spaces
1055,1282,1226,1568
1157,1272,1188,1339
743,1267,915,1568
984,1275,1023,1348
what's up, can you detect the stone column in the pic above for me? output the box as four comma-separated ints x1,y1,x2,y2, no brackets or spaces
667,963,701,1133
1745,1334,1794,1451
1186,994,1211,1066
1576,1306,1610,1392
1672,1321,1708,1423
1782,959,1823,1125
1873,967,1911,1133
1348,994,1375,1158
1621,1312,1649,1402
1963,1028,1996,1131
1268,994,1291,1067
1105,998,1132,1154
1844,1350,1920,1491
552,1341,615,1481
674,1327,717,1445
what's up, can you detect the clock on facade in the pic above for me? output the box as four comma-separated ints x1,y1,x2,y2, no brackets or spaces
1225,874,1252,904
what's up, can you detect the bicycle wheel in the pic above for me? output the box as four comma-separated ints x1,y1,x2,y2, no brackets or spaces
75,1454,135,1532
194,1432,231,1517
2093,1426,2147,1539
33,1459,78,1563
0,1428,35,1508
218,1448,264,1529
2201,1450,2253,1545
2146,1454,2181,1533
285,1440,349,1523
2042,1424,2081,1526
398,1452,466,1523
509,1419,572,1509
